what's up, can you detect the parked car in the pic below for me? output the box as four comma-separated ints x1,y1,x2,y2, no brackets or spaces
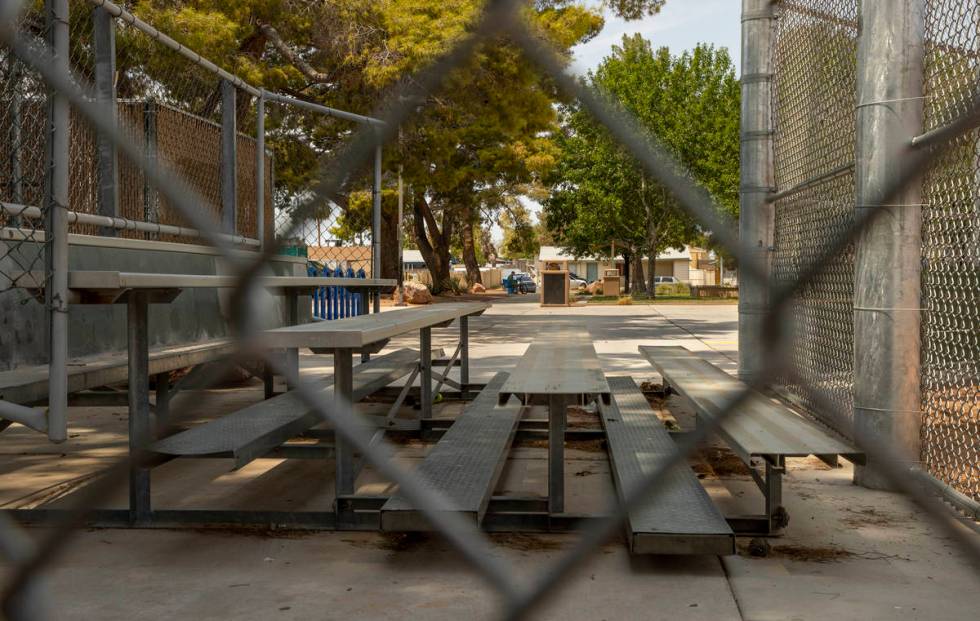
514,273,537,294
654,275,680,284
568,271,589,288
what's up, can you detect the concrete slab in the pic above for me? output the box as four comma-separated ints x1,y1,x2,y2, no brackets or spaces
722,462,980,620
20,529,741,620
2,298,977,621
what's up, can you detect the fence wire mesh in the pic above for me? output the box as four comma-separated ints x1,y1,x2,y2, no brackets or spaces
0,6,50,293
266,99,375,275
2,0,980,618
770,0,860,435
920,0,980,501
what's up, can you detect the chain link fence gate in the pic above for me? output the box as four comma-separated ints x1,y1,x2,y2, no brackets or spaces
1,0,980,619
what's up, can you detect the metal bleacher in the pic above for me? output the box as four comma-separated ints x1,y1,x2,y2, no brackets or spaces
381,372,523,531
602,376,734,555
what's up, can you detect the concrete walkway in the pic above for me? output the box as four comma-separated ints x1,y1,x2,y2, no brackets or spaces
2,296,978,620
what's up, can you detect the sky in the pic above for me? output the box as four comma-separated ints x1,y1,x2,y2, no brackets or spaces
492,1,742,245
570,0,742,76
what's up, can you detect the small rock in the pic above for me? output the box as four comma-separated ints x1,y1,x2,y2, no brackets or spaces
470,282,486,293
403,281,433,305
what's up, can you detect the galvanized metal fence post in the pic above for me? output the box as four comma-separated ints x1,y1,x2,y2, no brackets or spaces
256,89,265,248
738,0,776,383
93,4,118,235
397,163,404,287
372,139,382,312
142,99,158,233
221,79,237,234
852,0,926,489
43,0,70,443
7,54,23,227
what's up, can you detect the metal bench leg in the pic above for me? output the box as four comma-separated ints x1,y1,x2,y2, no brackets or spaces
548,394,570,514
765,456,788,532
285,294,299,389
263,363,274,399
154,371,170,435
359,291,370,363
334,348,356,498
460,315,469,395
420,327,432,419
127,291,151,524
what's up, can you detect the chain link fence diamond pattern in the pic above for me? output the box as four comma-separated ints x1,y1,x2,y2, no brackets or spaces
0,6,51,293
770,0,860,435
920,0,980,501
1,0,979,619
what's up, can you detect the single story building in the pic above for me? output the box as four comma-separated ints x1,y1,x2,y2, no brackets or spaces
401,249,427,270
536,245,719,285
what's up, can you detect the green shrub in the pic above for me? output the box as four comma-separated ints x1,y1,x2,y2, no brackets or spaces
655,283,690,297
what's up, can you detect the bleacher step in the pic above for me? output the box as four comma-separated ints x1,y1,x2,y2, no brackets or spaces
380,372,521,531
602,376,734,555
153,347,434,468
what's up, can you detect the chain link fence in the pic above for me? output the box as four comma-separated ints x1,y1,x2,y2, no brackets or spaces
0,0,275,268
0,6,51,292
920,0,980,501
770,0,980,502
2,0,980,618
265,98,374,275
770,0,859,436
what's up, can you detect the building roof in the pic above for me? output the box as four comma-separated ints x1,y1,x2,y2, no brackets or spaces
402,249,424,264
538,245,692,262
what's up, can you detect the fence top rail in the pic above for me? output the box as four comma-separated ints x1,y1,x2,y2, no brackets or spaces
84,0,382,131
84,0,261,97
60,271,395,291
263,91,384,127
0,228,307,261
262,301,490,348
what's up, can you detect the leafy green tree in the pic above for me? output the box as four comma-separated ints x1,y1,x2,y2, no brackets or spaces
545,35,740,296
113,1,667,292
499,200,540,259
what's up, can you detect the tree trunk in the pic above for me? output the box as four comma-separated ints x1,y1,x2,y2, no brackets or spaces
640,176,657,299
380,199,399,281
622,250,631,295
631,251,645,297
460,206,482,287
412,193,453,294
646,224,658,299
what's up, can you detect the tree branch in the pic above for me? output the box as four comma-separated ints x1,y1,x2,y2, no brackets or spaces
258,21,332,84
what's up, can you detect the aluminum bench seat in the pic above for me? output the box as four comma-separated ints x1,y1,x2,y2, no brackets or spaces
497,328,611,513
639,345,863,534
638,346,862,464
380,372,522,531
153,347,435,469
0,339,235,406
602,376,734,555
